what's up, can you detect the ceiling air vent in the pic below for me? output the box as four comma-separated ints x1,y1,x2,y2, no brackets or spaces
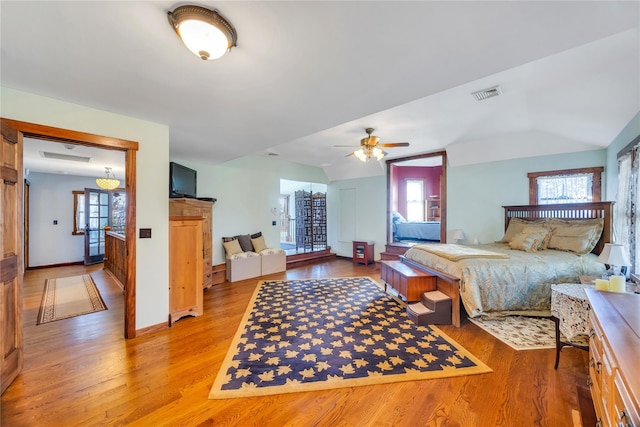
41,151,92,162
471,85,501,101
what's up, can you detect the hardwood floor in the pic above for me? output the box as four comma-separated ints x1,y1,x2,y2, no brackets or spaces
2,259,592,426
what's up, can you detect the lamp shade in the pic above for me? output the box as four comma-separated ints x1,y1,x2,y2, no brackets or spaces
96,167,120,190
596,243,631,266
452,229,465,241
353,146,386,162
168,5,237,60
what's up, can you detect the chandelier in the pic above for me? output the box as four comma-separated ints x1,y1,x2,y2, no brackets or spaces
96,167,120,190
353,146,385,162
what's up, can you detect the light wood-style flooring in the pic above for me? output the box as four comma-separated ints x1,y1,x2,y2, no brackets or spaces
2,259,593,426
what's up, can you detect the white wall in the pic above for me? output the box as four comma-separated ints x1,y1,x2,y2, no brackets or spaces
1,87,170,330
171,155,329,265
27,173,97,266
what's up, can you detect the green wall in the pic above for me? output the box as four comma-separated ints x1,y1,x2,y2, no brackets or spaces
442,149,607,245
1,86,170,330
172,155,329,265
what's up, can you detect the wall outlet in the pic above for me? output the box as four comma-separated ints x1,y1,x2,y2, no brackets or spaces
272,221,277,226
53,220,58,225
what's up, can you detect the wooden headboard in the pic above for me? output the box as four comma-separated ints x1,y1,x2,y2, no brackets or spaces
503,201,614,255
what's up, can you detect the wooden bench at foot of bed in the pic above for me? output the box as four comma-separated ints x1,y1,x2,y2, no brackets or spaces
401,256,463,327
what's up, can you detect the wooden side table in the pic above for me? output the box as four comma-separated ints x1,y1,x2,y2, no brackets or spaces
551,283,591,369
353,241,374,265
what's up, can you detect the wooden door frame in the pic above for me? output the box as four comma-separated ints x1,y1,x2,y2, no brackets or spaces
1,119,138,339
386,151,447,243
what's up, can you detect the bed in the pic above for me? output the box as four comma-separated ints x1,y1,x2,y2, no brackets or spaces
401,202,614,326
393,221,441,241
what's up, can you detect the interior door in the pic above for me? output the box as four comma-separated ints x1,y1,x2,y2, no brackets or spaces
1,120,24,394
84,188,111,265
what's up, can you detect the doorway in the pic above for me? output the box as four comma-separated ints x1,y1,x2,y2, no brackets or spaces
4,118,138,339
386,151,447,245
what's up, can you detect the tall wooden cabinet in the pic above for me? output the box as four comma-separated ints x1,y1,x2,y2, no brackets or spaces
169,198,214,288
169,216,203,324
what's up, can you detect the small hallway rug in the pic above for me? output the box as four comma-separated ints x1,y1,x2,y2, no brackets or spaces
37,274,107,325
468,316,556,350
209,277,491,399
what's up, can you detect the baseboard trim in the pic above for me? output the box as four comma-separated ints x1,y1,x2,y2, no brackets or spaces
135,321,169,337
27,260,85,270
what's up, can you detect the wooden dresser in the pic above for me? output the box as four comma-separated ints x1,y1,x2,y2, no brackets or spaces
169,198,214,288
585,289,640,427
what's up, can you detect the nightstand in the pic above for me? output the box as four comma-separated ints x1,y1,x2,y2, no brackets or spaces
352,241,374,265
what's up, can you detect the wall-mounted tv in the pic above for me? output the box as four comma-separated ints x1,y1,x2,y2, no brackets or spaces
169,162,197,198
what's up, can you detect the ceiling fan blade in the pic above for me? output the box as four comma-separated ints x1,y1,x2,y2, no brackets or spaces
344,152,355,157
334,144,359,148
378,142,410,148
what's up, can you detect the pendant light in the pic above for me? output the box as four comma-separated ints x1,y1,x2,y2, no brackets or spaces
96,167,120,190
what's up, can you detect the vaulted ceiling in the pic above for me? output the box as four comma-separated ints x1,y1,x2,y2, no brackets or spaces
2,1,638,181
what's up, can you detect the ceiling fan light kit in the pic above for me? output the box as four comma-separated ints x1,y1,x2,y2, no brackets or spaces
343,128,409,162
168,5,237,60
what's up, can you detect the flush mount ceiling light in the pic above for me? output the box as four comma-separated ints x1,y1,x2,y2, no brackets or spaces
96,167,120,190
168,5,237,60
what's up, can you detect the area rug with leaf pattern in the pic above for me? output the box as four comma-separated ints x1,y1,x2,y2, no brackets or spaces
209,277,492,399
468,316,557,350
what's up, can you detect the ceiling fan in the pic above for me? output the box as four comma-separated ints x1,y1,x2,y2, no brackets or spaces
335,128,410,162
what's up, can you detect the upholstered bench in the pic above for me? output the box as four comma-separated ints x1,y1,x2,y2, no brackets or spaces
260,248,286,276
223,233,286,282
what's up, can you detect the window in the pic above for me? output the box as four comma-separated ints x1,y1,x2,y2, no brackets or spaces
72,190,85,235
406,179,424,221
615,137,639,277
73,189,126,235
528,167,603,205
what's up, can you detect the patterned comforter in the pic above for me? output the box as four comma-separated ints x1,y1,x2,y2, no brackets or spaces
403,243,605,318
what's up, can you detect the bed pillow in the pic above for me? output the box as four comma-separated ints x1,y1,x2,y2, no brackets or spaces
498,218,548,244
523,225,551,250
547,218,604,255
222,239,243,257
508,232,540,252
234,234,254,252
392,211,407,224
251,235,268,253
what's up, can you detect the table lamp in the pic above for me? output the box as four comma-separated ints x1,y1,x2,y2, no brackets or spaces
451,229,465,244
596,243,631,278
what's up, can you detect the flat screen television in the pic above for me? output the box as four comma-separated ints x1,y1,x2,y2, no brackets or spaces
169,162,197,198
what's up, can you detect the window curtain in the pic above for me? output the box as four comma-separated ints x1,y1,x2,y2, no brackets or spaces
615,145,639,275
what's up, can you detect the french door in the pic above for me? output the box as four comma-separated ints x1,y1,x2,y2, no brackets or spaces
84,188,111,265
